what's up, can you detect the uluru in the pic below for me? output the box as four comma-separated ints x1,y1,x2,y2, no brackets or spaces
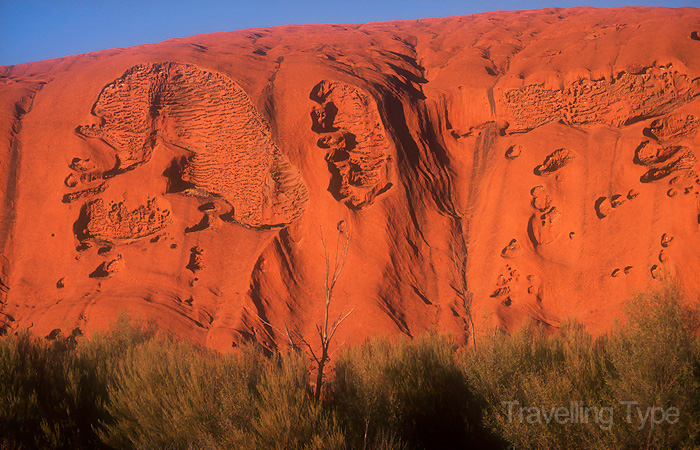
1,6,700,353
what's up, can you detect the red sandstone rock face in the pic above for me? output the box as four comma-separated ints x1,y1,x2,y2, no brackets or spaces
1,7,700,351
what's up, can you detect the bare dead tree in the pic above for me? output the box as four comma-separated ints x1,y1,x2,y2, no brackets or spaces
310,220,354,401
247,221,353,403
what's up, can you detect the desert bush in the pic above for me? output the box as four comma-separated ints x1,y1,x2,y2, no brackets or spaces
462,320,611,449
0,332,109,450
1,283,698,450
101,328,342,450
604,282,700,449
254,350,345,450
462,282,700,450
331,333,494,450
100,337,247,449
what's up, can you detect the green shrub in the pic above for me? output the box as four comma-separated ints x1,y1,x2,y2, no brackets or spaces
1,283,698,450
331,333,494,450
0,332,109,450
254,350,344,450
461,282,700,450
462,321,610,449
101,337,246,449
101,329,342,450
604,282,700,449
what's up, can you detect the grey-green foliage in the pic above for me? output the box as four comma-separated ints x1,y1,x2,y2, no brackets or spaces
461,282,700,450
604,282,700,449
254,351,345,450
331,333,495,450
100,327,342,450
463,320,611,449
100,337,256,449
0,331,110,450
0,314,342,450
1,283,698,450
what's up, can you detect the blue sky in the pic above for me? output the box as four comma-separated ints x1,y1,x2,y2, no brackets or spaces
0,0,696,66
